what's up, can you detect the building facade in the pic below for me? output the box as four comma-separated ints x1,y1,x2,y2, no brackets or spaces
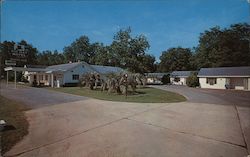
198,67,250,90
170,71,193,85
21,61,124,87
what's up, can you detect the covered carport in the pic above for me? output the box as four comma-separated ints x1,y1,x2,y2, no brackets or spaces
4,67,54,88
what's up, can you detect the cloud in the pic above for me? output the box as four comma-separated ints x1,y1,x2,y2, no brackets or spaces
92,30,105,36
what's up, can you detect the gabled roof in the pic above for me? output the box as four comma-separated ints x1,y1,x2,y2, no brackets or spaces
171,71,193,78
198,66,250,77
46,62,82,72
5,61,124,74
90,65,124,74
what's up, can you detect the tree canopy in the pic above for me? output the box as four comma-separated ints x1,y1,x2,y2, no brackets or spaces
62,27,155,73
63,35,95,64
109,28,154,73
158,23,250,72
37,50,65,66
194,23,250,69
159,47,193,72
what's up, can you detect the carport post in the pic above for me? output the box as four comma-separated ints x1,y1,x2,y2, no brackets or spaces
51,73,54,88
14,70,17,89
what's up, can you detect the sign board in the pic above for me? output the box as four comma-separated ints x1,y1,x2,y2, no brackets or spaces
10,44,28,62
5,60,16,66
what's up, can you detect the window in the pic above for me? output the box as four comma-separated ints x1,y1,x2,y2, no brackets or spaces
72,74,79,80
45,75,48,81
174,77,180,82
206,78,217,85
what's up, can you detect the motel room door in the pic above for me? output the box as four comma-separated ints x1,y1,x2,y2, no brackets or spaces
56,73,64,86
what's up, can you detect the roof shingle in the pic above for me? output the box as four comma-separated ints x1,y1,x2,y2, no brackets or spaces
198,66,250,77
171,71,193,78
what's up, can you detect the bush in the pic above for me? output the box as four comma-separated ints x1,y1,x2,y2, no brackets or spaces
161,74,170,84
32,80,38,87
63,83,79,87
186,72,199,87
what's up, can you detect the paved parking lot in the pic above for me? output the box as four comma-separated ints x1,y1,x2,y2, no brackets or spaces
1,84,250,157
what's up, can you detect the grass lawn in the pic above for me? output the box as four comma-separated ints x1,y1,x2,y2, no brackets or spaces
0,96,29,155
49,87,186,103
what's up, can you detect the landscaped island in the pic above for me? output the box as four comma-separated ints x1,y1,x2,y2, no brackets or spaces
49,87,186,103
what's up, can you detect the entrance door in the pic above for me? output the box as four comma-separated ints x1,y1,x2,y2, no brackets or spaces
56,73,64,86
33,75,37,81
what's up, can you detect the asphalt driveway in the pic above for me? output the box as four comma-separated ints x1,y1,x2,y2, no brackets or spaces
1,84,88,108
151,85,250,106
1,84,250,157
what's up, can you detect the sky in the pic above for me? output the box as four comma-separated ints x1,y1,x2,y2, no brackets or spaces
1,0,249,61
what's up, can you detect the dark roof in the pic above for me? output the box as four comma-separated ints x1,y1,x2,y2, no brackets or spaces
145,73,170,78
171,71,193,78
91,65,124,74
198,66,250,77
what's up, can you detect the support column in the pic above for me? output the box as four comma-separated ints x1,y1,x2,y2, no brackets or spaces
51,73,54,88
6,71,8,87
14,70,17,89
37,73,40,86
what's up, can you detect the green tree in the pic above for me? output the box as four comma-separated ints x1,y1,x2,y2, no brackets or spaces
161,74,170,84
194,23,250,68
139,54,156,72
90,43,112,66
159,47,193,72
63,36,95,64
18,40,38,66
186,72,199,87
37,50,65,65
110,27,151,73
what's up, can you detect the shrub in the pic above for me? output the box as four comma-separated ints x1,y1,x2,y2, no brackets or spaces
186,72,199,87
161,74,170,84
32,80,37,87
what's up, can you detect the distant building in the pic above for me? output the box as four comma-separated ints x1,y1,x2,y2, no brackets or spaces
170,71,193,85
198,66,250,90
145,73,170,84
6,61,124,87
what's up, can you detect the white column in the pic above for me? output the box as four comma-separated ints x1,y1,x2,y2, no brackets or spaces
51,73,54,88
14,70,17,89
37,73,40,86
6,71,8,87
